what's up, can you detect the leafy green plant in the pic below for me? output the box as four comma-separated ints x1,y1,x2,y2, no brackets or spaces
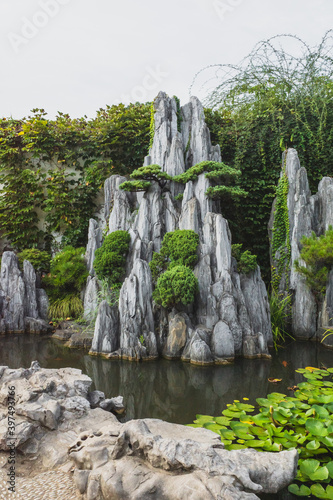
43,246,88,312
48,294,84,320
231,243,257,274
268,290,293,350
149,230,199,283
271,157,291,293
93,231,130,287
189,366,333,499
18,248,51,272
153,265,198,308
295,226,333,300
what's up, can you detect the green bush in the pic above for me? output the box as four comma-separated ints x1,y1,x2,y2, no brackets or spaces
43,246,88,303
93,231,130,287
153,265,198,308
18,248,51,272
295,226,333,299
231,244,257,274
150,230,199,282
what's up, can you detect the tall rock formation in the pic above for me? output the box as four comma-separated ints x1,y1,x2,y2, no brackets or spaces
269,148,333,346
0,252,50,334
87,92,272,364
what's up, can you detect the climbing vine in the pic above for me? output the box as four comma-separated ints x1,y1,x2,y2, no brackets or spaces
149,101,156,150
271,154,291,293
0,103,150,250
199,32,333,281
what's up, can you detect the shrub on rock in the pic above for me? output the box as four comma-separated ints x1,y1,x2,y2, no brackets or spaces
153,265,198,308
93,231,131,287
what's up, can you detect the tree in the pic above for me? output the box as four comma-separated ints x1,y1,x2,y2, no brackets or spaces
294,227,333,299
119,164,172,193
173,161,247,200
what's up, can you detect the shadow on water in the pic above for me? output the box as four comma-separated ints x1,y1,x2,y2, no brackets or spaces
0,334,332,425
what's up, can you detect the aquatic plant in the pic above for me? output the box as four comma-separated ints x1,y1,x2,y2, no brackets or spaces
189,366,333,499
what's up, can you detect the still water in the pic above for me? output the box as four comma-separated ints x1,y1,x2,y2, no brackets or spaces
0,334,332,424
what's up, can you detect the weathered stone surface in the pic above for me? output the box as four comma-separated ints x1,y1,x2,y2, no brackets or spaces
23,260,39,319
163,311,190,358
83,276,99,320
211,320,235,361
104,175,127,223
85,219,103,276
119,259,157,360
69,418,298,500
0,364,297,499
36,288,49,321
0,252,49,334
269,149,333,342
90,300,119,355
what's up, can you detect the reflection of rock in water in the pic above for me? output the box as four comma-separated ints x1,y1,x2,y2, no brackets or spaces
0,336,331,425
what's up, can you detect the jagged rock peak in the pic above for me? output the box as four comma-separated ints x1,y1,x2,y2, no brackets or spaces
146,91,221,176
269,148,333,344
87,92,272,364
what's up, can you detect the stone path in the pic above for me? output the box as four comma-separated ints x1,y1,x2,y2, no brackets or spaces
0,467,80,499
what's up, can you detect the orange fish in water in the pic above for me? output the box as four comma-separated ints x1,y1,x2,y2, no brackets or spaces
268,377,282,383
282,361,288,367
54,358,62,361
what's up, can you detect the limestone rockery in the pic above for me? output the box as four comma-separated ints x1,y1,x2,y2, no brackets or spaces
85,92,273,364
0,252,49,335
269,148,333,347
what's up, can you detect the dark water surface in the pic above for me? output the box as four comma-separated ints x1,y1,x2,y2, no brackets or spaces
0,334,332,425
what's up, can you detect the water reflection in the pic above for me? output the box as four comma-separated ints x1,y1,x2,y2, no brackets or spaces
0,334,332,424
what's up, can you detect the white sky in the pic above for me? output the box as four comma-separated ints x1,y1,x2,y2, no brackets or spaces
0,0,331,118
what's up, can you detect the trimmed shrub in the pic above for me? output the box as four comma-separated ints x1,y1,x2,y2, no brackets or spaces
295,226,333,298
93,231,131,287
18,248,51,272
150,230,199,282
43,246,88,303
153,265,198,308
231,243,257,275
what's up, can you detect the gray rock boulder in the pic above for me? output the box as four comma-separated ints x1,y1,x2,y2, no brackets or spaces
0,252,49,334
0,364,297,499
90,300,119,355
85,219,103,276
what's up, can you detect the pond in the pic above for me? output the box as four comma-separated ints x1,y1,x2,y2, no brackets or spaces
0,334,331,425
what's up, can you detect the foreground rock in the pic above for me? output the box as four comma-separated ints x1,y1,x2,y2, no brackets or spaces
0,253,50,334
0,363,297,499
87,92,273,364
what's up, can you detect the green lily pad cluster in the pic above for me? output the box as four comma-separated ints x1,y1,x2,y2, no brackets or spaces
189,366,333,499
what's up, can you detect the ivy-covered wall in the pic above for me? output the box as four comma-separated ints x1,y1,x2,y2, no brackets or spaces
0,103,150,251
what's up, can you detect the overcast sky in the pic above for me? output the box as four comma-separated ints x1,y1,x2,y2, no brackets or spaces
0,0,331,119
